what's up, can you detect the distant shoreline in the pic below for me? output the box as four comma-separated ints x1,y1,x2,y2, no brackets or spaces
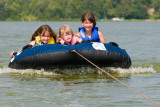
101,19,160,22
0,19,160,22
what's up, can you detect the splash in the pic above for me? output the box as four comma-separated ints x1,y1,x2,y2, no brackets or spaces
0,67,59,77
110,66,156,74
0,66,156,77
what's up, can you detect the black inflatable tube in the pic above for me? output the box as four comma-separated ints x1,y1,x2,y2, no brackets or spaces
8,43,131,69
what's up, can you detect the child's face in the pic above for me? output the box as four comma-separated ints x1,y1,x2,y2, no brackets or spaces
40,31,51,44
63,32,72,42
81,20,94,31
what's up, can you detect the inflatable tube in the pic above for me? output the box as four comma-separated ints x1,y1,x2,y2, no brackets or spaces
8,42,131,69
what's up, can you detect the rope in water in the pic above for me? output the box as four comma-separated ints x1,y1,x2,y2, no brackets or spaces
72,50,160,106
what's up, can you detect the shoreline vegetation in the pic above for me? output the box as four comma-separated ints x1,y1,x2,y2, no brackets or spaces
1,18,160,22
1,0,160,22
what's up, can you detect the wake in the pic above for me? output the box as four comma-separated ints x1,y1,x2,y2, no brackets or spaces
0,66,156,76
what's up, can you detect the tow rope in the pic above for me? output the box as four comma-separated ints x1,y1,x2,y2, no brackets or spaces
72,50,160,106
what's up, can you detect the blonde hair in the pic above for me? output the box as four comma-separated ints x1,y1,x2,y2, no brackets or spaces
58,25,74,41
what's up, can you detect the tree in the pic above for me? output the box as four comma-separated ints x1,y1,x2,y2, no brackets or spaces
152,0,160,18
0,0,156,21
115,0,132,18
0,0,10,20
130,0,149,19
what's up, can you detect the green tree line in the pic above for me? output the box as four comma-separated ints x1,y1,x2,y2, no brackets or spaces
0,0,160,21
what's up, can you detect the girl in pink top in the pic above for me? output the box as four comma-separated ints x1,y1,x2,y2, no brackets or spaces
57,25,82,45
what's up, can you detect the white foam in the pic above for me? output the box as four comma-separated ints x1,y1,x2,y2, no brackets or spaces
0,66,156,77
109,66,156,74
0,67,59,76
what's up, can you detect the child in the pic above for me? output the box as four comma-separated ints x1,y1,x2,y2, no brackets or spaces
76,11,107,43
57,25,82,45
30,24,56,46
10,25,56,58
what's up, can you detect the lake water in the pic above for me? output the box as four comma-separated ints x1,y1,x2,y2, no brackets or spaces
0,22,160,107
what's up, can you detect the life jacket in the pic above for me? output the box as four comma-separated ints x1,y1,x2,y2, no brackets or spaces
35,36,55,46
79,27,100,42
61,35,77,45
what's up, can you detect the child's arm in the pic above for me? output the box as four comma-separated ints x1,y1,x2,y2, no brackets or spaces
10,41,35,58
98,31,107,43
29,41,35,46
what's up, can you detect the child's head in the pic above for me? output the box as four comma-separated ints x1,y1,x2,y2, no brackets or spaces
30,25,56,43
40,30,51,44
59,25,74,42
81,11,96,27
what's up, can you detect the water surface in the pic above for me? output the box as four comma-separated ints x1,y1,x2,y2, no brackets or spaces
0,22,160,106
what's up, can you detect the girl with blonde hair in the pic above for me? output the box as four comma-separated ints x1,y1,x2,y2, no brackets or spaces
57,25,82,45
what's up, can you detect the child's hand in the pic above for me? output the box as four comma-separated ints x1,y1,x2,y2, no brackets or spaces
10,49,22,58
59,39,65,45
76,36,82,43
10,51,15,58
75,33,80,38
